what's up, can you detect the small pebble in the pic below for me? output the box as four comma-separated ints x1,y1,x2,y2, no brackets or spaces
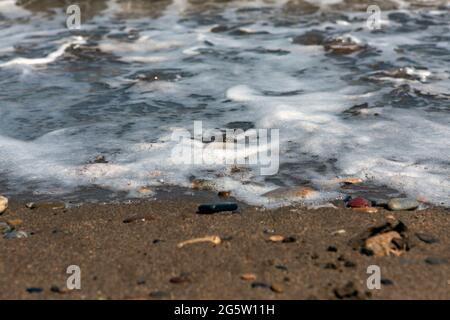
269,235,284,242
387,198,419,211
347,197,371,208
169,275,190,284
327,246,338,252
218,191,231,198
26,287,43,294
381,278,394,286
251,282,270,289
270,283,284,293
240,273,256,281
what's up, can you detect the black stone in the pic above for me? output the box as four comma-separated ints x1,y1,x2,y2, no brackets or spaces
197,203,238,214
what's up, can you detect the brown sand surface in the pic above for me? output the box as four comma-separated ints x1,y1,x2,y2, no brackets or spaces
1,191,449,300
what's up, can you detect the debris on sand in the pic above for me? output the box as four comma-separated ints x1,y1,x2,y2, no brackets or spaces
350,221,411,257
0,195,8,214
177,235,221,248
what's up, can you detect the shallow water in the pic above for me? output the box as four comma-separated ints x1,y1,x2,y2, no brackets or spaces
0,0,449,206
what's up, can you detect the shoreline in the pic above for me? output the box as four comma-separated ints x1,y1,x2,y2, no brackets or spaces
1,191,449,300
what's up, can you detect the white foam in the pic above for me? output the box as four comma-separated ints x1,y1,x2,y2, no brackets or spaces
0,37,86,68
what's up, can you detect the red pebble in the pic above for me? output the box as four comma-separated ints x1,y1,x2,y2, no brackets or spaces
347,197,371,208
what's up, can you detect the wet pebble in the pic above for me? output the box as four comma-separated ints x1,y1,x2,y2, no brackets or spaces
387,198,419,211
0,195,8,214
197,203,238,214
26,287,43,294
347,197,371,208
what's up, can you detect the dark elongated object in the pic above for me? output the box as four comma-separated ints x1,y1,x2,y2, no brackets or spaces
197,203,238,214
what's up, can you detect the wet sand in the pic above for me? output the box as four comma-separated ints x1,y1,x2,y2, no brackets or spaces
1,190,449,300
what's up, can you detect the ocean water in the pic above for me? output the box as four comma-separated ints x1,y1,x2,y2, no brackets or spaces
0,0,449,207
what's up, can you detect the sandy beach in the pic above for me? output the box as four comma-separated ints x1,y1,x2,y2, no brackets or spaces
1,189,449,300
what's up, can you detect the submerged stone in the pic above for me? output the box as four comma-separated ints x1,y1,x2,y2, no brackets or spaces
387,198,419,211
292,30,325,46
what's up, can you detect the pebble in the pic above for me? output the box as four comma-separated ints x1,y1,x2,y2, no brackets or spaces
240,273,256,281
4,230,28,239
169,275,190,284
263,186,317,199
0,195,8,214
251,282,270,289
197,203,238,214
218,191,231,198
269,235,285,242
387,198,419,211
26,287,43,294
347,197,371,208
137,186,152,194
270,283,284,293
415,233,439,244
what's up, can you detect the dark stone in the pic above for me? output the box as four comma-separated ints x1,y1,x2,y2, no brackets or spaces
323,263,337,270
210,25,230,33
415,233,439,244
381,278,394,286
26,287,43,294
275,265,288,271
282,236,296,243
344,261,357,268
169,275,190,284
327,246,338,252
251,282,270,289
197,203,238,214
